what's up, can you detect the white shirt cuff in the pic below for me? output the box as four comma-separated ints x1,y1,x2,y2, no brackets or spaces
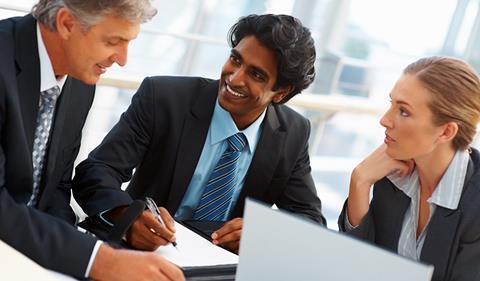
98,209,115,227
85,241,103,278
344,210,358,231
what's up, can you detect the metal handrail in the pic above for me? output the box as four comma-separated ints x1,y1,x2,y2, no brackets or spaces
0,3,28,13
98,74,385,116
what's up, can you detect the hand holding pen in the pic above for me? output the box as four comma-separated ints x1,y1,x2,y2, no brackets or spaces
145,197,178,248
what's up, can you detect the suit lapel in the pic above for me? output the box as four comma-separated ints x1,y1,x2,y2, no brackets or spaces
385,184,411,251
231,104,285,217
37,78,72,209
419,157,474,280
15,15,40,157
420,208,460,280
166,81,218,213
14,15,71,208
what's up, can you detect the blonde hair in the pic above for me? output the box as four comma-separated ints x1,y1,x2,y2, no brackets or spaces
404,56,480,150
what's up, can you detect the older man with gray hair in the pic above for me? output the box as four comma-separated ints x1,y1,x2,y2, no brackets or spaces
0,0,184,280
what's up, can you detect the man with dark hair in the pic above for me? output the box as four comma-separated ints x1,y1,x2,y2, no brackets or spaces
0,0,184,280
73,13,326,253
227,14,316,103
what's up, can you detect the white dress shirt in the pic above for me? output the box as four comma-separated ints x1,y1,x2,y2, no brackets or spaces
345,149,469,261
36,22,101,278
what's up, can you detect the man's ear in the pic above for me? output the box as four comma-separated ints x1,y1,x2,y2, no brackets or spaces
438,121,458,143
272,85,294,103
55,7,77,40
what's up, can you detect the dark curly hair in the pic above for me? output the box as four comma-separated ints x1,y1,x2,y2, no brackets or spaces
228,14,316,103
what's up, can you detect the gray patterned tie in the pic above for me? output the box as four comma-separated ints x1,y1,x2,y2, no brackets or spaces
27,86,60,207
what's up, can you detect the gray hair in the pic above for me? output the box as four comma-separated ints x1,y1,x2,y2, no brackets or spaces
32,0,157,31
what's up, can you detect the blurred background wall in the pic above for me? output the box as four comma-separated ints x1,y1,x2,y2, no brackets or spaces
2,0,480,227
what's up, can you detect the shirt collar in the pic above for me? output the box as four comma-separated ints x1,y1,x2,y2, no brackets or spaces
428,149,469,209
37,23,67,93
387,149,469,210
209,99,266,153
387,167,419,199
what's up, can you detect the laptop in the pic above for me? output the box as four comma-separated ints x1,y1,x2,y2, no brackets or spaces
236,199,434,281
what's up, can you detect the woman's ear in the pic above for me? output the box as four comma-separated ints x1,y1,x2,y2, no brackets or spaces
439,121,458,143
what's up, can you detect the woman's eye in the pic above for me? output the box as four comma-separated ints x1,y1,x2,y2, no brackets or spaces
399,108,410,117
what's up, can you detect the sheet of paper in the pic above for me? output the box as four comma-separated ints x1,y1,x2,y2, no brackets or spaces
0,239,77,280
236,199,434,281
155,222,238,267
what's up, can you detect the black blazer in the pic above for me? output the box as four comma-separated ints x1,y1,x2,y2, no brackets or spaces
0,15,97,278
338,148,480,281
74,76,326,225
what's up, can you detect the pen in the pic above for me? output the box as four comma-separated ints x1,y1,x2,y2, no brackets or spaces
145,197,178,248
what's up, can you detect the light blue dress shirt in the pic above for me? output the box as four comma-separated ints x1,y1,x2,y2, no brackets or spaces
174,99,266,221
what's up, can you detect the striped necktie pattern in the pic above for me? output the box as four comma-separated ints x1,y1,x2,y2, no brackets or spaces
193,133,247,221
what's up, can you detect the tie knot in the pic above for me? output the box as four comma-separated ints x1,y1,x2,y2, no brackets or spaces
227,133,247,152
40,86,60,105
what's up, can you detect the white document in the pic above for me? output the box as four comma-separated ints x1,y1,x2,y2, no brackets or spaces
155,222,238,267
0,239,77,280
236,199,434,281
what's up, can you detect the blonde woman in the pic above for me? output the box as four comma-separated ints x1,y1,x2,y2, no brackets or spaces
339,57,480,281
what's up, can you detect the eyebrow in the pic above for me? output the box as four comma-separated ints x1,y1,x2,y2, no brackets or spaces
396,100,411,107
231,49,270,80
389,94,412,107
105,35,134,42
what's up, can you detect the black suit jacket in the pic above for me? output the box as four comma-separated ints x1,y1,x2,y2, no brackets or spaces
0,15,97,278
338,148,480,281
74,76,325,225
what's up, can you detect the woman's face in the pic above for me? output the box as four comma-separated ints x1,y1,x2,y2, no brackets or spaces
380,74,447,160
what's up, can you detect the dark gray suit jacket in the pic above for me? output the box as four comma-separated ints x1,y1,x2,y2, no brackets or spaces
0,14,97,278
73,76,326,225
338,148,480,281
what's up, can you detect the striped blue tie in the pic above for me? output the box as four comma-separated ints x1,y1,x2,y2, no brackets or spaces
193,133,247,221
